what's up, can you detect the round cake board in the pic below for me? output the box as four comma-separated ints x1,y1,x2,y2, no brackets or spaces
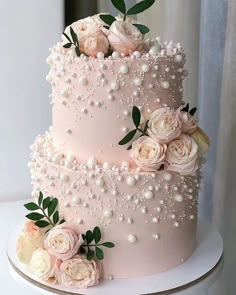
7,220,223,295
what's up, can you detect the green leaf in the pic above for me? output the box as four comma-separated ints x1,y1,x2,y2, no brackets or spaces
127,0,155,15
87,250,95,261
132,106,141,128
93,227,101,244
189,107,197,116
86,230,94,244
53,211,59,224
75,47,81,57
59,219,66,225
70,26,78,45
43,197,51,210
144,120,149,133
118,129,137,145
26,212,44,221
63,32,72,43
35,220,50,228
182,103,189,112
24,202,39,211
111,0,126,14
48,198,58,217
133,23,150,34
103,25,110,30
127,144,132,150
99,14,116,26
102,242,115,248
95,247,104,260
38,192,43,206
63,43,72,48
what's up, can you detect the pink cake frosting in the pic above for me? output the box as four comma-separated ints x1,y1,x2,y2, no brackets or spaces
24,10,209,283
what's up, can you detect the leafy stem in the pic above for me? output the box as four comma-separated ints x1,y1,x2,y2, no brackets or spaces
63,27,81,57
137,128,148,136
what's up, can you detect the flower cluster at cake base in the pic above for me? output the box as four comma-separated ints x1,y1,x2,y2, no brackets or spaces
16,192,115,289
119,104,210,175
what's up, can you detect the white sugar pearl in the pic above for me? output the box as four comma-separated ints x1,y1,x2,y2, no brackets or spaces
127,195,133,201
104,210,113,218
134,77,142,86
103,162,111,170
141,207,147,214
133,51,141,58
79,77,88,86
127,218,133,224
65,160,73,168
175,54,183,62
96,178,105,187
120,65,129,74
122,161,130,169
171,214,176,219
64,202,70,208
77,219,83,224
60,174,69,182
108,94,114,101
152,217,159,223
128,234,137,243
73,196,81,205
174,222,180,227
97,52,104,59
81,108,88,114
149,47,158,56
165,67,170,72
190,215,195,220
144,191,154,200
122,126,129,133
153,234,160,240
141,64,150,73
154,65,159,70
157,207,162,212
126,176,136,186
174,194,184,202
111,81,119,90
112,51,120,59
161,81,170,89
108,275,114,280
87,157,98,168
152,73,158,78
163,172,172,181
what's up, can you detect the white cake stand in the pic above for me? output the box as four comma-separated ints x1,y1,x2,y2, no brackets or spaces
7,220,223,295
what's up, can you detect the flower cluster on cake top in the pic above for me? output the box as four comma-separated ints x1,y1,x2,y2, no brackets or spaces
119,104,210,175
16,192,115,289
62,0,156,58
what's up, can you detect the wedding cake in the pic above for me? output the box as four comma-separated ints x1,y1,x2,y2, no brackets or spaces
16,0,210,290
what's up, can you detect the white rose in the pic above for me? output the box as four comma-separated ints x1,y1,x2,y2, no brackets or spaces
132,136,167,172
29,249,60,282
148,107,182,144
63,14,105,43
165,134,199,175
105,21,144,56
58,255,101,289
16,234,38,264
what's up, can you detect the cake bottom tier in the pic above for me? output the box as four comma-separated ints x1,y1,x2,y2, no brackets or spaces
29,134,200,278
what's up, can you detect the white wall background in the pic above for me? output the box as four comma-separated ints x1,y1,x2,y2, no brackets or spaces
0,1,63,201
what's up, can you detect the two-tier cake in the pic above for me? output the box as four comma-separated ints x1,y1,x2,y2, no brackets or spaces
15,0,210,290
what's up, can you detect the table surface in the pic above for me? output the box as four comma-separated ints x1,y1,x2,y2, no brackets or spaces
0,200,234,295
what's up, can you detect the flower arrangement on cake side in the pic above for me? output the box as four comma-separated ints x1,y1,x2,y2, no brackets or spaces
62,0,155,58
119,104,210,175
16,192,115,289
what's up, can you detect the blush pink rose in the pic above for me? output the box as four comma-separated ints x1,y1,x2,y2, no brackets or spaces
58,255,101,289
132,136,167,172
44,223,84,261
29,248,61,283
177,108,198,134
79,32,109,57
23,219,44,248
105,21,144,56
165,134,199,175
148,108,182,144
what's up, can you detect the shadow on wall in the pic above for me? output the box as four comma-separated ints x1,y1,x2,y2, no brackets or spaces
64,0,98,27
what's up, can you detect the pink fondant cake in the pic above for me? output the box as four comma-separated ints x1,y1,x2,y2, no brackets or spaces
16,0,210,290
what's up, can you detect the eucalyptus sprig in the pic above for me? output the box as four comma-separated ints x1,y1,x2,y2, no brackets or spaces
63,27,81,57
24,192,65,229
100,0,156,34
80,227,115,261
118,106,149,150
182,103,197,116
